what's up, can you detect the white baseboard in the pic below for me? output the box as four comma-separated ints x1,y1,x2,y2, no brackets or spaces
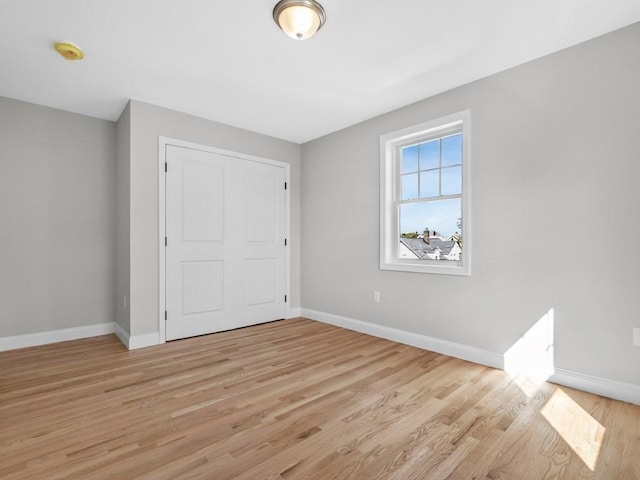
301,308,640,406
114,323,130,349
287,307,302,319
129,332,161,350
301,308,504,370
551,369,640,406
114,323,161,350
0,322,116,352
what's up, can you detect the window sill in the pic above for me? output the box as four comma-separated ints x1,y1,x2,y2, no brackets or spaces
380,259,470,276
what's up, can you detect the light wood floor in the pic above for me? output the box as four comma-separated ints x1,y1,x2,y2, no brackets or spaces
1,318,638,479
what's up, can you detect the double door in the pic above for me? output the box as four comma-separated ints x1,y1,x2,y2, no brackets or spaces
165,145,287,341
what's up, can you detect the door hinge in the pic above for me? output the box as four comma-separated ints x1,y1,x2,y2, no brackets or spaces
284,238,287,246
165,310,167,321
165,236,168,247
284,182,287,190
165,162,168,172
284,295,287,303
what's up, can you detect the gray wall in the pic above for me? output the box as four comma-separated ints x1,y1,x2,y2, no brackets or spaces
128,101,301,337
115,102,131,334
301,24,640,385
0,97,116,336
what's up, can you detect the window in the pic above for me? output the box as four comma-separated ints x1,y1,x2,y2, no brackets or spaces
380,110,470,275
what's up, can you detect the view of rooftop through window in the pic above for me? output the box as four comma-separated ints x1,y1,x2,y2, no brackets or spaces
399,133,463,262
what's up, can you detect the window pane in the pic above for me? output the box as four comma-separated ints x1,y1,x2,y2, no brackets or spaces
419,139,439,170
400,198,461,237
399,198,462,261
402,173,419,200
441,166,462,195
442,134,462,166
419,170,439,198
401,145,419,174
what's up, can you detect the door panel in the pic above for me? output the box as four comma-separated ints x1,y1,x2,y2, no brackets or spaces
182,261,224,315
182,163,224,242
246,170,276,243
165,145,286,341
244,259,277,307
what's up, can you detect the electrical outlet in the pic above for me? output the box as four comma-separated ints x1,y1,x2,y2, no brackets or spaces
373,290,381,303
633,327,640,346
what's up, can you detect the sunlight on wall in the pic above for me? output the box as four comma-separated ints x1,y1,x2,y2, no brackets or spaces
541,388,605,470
504,308,555,396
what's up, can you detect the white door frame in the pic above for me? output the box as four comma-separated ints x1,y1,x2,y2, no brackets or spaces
158,136,291,344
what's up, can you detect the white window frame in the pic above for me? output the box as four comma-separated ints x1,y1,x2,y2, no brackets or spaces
380,110,471,275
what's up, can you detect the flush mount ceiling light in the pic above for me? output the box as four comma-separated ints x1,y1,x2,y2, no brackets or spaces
273,0,326,40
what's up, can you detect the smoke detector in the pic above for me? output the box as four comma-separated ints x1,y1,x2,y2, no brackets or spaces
54,42,84,60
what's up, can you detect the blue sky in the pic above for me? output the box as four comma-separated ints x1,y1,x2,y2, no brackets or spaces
400,199,461,237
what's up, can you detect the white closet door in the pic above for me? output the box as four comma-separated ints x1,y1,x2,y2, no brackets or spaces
165,145,286,341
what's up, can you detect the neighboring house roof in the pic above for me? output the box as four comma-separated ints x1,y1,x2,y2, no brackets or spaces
400,237,458,258
399,240,423,259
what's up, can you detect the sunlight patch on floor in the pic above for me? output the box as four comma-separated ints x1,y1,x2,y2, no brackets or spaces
541,387,605,471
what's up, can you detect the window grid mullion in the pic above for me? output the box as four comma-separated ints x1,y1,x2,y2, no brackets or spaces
438,138,442,196
399,192,462,206
417,142,421,198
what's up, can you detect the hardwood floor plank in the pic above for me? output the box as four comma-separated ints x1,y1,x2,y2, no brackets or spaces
0,318,638,479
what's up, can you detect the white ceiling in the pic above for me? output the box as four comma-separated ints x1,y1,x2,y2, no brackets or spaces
1,1,639,143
